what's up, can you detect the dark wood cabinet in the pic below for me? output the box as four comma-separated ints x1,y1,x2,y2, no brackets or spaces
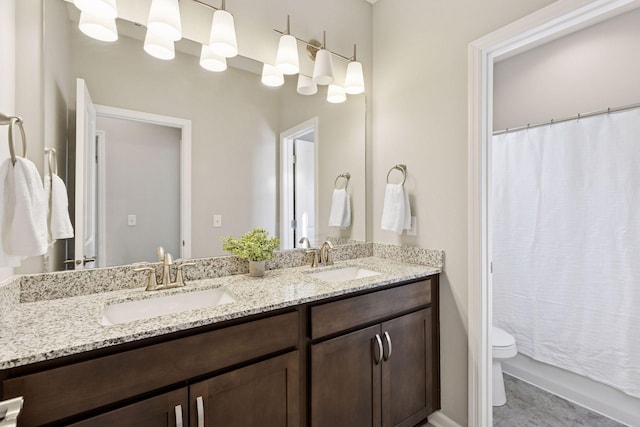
68,387,188,427
190,351,300,427
310,325,382,427
310,279,438,427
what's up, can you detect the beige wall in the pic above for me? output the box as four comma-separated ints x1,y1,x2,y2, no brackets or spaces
0,0,15,281
371,0,555,424
494,8,640,131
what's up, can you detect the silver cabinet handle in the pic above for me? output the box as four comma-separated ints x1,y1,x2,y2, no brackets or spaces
196,396,205,427
373,334,383,364
383,331,392,361
174,404,183,427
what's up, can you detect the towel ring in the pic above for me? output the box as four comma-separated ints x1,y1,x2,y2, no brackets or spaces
386,164,407,185
45,147,58,178
0,113,27,166
334,173,351,190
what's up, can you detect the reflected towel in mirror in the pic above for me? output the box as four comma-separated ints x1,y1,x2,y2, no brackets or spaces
328,188,351,228
381,183,411,234
45,174,74,244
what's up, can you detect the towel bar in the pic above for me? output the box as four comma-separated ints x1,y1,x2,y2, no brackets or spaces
44,147,58,178
0,113,27,166
386,164,407,185
334,172,351,190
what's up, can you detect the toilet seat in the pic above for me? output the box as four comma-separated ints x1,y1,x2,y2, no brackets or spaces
492,326,517,359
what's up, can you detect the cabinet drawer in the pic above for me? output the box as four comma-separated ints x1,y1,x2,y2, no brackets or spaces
310,280,431,339
3,311,298,427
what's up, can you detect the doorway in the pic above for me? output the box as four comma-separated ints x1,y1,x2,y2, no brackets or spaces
280,118,318,250
467,0,640,425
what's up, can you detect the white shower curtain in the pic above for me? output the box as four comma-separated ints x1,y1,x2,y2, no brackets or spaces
492,108,640,398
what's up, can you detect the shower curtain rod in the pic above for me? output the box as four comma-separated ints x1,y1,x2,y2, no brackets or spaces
492,101,640,136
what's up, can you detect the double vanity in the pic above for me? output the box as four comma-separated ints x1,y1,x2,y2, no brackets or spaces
0,243,442,426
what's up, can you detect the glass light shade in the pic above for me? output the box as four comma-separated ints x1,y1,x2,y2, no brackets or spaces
275,34,299,75
144,30,175,60
296,74,317,96
327,84,346,104
345,61,365,95
79,11,118,42
209,10,238,58
147,0,182,41
312,49,334,85
73,0,117,19
261,64,284,87
199,45,227,72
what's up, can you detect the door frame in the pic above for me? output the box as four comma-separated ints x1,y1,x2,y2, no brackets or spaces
467,0,639,425
279,117,318,249
95,104,192,259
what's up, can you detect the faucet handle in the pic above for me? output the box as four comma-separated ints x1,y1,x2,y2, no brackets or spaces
164,253,174,265
156,246,165,262
175,262,196,286
305,249,319,268
134,266,160,291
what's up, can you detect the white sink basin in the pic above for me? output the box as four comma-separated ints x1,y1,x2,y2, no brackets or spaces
101,288,236,325
308,266,382,283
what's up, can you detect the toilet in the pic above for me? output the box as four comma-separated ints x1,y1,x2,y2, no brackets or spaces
492,326,517,406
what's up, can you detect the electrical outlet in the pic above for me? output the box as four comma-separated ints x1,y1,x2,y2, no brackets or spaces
407,216,417,236
127,214,137,226
213,214,222,228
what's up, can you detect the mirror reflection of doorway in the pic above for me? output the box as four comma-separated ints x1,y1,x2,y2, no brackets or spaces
95,116,180,267
280,118,317,250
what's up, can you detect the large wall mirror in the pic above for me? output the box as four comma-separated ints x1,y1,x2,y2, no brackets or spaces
43,0,366,272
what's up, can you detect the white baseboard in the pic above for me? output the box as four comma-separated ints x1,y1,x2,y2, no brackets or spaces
428,410,464,427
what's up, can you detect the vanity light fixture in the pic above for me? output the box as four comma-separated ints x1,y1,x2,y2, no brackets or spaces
345,45,365,95
144,30,175,60
297,74,318,96
73,0,117,19
327,84,347,104
199,44,227,72
78,11,118,42
147,0,183,41
275,16,299,75
208,0,238,58
312,32,334,85
261,64,284,87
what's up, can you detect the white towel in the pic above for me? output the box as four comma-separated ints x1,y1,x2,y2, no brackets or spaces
0,160,20,267
328,188,351,228
0,157,48,258
44,174,74,243
380,183,411,234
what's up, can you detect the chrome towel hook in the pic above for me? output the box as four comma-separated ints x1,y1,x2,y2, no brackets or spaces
334,172,351,190
0,113,27,166
386,164,407,185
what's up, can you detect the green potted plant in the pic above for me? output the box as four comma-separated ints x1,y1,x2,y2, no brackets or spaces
221,228,280,277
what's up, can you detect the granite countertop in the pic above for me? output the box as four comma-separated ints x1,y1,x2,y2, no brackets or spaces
0,257,440,370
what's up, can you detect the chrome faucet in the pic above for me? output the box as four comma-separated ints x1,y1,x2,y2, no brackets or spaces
319,240,335,266
134,247,195,291
298,236,311,248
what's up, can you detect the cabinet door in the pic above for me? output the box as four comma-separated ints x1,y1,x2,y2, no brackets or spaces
381,308,433,427
311,324,382,427
69,387,188,427
189,351,299,427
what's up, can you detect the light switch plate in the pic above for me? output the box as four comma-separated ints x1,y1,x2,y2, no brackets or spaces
407,216,417,236
213,214,222,228
127,214,137,226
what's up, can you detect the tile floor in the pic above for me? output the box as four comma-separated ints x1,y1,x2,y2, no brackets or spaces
493,374,625,426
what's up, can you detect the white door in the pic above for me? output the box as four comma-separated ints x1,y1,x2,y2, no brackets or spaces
73,78,97,270
294,139,315,244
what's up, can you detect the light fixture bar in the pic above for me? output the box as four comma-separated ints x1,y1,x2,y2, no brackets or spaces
192,0,223,11
273,29,353,62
